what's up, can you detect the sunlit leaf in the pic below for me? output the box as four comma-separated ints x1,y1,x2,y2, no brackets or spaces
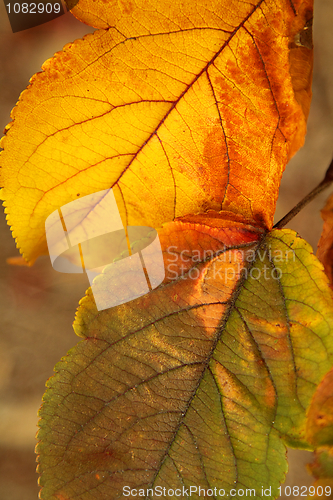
36,224,333,499
1,0,324,498
0,0,313,263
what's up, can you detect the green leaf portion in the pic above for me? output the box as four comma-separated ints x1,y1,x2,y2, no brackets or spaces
237,231,333,446
36,226,333,500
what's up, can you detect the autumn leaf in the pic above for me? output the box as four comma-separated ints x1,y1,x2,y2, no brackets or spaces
306,368,333,498
317,193,333,286
1,0,327,498
307,367,333,448
0,0,312,264
36,221,333,499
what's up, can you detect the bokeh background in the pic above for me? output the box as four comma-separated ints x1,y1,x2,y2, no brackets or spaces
0,1,332,498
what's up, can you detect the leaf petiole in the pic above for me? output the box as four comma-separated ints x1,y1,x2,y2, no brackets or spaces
274,157,333,229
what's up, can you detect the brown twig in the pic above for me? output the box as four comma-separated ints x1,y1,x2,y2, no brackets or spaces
274,157,333,229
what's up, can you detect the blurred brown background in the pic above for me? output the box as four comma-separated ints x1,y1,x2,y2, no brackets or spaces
0,1,332,499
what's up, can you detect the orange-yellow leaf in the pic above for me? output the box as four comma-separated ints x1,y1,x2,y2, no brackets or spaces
0,0,313,264
6,255,31,266
305,367,333,494
306,367,333,447
317,194,333,286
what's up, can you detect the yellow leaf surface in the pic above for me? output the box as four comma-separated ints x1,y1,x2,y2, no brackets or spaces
0,0,313,264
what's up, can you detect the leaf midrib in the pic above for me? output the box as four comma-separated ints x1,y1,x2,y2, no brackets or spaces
145,235,266,496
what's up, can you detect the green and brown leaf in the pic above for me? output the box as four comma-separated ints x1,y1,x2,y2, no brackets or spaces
36,222,333,499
